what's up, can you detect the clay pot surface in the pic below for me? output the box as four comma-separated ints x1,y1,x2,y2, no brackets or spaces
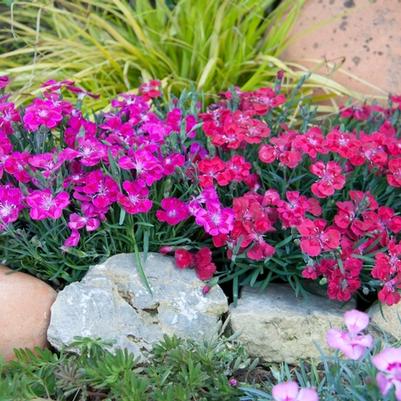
0,266,57,361
282,0,401,98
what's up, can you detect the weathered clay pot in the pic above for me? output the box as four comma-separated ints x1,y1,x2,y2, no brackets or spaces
282,0,401,99
0,266,57,361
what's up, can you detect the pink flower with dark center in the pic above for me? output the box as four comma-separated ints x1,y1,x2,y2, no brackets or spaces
272,381,319,401
26,189,70,220
156,198,189,225
326,309,373,360
23,98,63,131
117,180,153,215
372,348,401,400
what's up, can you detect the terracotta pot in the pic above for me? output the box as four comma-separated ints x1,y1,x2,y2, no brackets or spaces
282,0,401,100
0,266,57,361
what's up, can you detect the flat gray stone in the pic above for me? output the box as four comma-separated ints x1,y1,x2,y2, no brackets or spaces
230,284,355,364
47,253,228,359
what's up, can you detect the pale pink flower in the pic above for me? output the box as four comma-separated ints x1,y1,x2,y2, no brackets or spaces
372,348,401,401
326,309,373,360
272,381,319,401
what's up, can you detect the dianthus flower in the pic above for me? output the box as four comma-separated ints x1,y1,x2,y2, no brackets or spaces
26,189,70,220
272,381,319,401
163,153,185,175
0,101,20,135
258,131,302,168
372,240,401,305
293,127,327,158
310,161,345,198
297,219,340,257
118,149,164,186
373,348,401,401
73,170,119,210
174,249,194,269
117,180,153,215
194,247,217,280
387,158,401,187
138,79,161,100
326,309,373,360
0,76,9,89
4,152,31,183
239,87,286,115
23,98,63,131
156,197,189,225
0,185,24,228
326,257,362,301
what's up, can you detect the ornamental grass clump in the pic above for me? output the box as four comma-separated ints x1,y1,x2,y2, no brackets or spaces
1,75,401,307
0,0,360,110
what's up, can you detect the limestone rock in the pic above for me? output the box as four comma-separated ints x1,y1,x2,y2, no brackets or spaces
230,284,355,363
47,253,228,359
0,266,56,361
369,302,401,340
282,0,401,98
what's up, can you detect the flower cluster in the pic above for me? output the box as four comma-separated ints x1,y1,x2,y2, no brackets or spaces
2,75,401,304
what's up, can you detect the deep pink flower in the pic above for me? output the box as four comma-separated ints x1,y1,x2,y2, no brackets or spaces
4,152,31,183
63,230,80,247
23,98,63,131
139,80,161,100
194,206,234,236
163,153,185,175
75,137,107,166
0,76,9,89
118,149,164,186
372,348,401,401
67,213,100,232
26,189,70,220
156,198,189,225
310,161,345,198
73,170,119,210
272,381,319,401
326,309,373,360
117,180,153,215
175,249,194,269
0,185,24,228
297,219,340,257
0,101,20,135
